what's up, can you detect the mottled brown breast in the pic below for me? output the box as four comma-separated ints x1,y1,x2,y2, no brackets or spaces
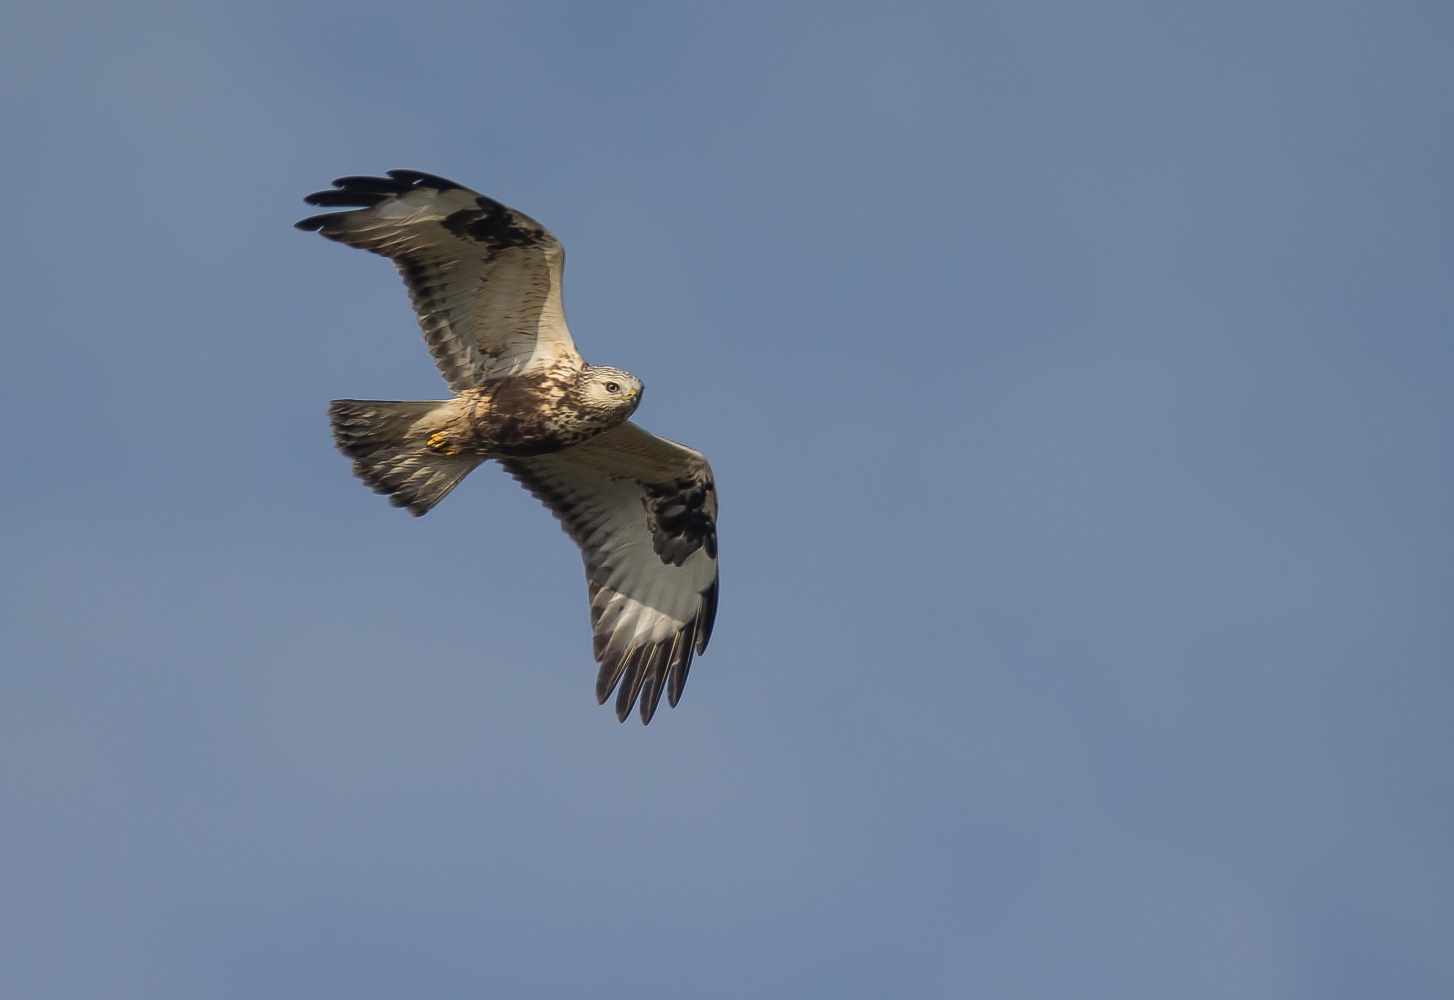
443,365,620,457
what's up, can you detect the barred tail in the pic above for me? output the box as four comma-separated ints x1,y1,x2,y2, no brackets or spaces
329,399,482,516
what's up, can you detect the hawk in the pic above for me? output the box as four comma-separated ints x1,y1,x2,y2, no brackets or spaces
297,170,718,724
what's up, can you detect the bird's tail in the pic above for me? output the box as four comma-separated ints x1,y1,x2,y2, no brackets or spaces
329,399,483,516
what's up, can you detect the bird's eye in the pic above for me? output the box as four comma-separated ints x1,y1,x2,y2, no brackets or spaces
604,381,621,394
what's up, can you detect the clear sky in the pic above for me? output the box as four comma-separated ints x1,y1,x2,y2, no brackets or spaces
2,2,1450,997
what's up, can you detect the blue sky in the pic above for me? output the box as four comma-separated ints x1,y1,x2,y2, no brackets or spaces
2,2,1450,997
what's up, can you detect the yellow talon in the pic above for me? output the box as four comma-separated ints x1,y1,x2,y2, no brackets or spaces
426,432,459,456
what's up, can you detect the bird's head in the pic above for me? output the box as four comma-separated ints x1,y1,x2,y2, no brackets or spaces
576,366,644,423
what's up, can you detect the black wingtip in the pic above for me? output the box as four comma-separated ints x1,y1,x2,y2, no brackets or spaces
614,651,640,722
295,170,467,232
595,655,625,707
613,646,655,724
695,579,719,655
330,174,410,192
302,189,391,208
639,666,667,725
666,650,693,710
386,168,464,190
633,647,668,725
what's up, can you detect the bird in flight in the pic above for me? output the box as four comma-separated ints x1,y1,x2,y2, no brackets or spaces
297,170,718,723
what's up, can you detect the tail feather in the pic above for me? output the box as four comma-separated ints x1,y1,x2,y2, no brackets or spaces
329,399,482,516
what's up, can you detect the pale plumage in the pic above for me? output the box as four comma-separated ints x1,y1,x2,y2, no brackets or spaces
298,170,719,723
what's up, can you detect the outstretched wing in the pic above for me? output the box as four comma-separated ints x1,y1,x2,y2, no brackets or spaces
503,423,719,724
296,169,579,388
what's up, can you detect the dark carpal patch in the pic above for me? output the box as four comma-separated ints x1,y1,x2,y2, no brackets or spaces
442,196,543,250
644,477,718,565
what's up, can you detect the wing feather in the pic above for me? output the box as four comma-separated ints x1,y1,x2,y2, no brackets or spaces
503,423,719,723
296,170,580,387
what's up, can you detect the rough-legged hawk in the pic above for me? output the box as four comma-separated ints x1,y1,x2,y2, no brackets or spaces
297,170,718,724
